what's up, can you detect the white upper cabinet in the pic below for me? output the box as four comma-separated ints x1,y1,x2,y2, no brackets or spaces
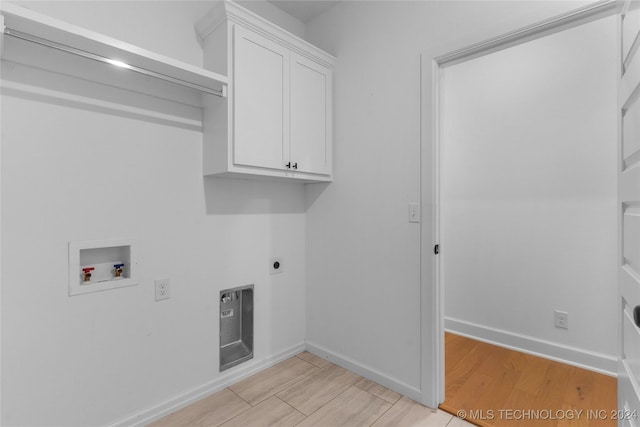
196,1,335,182
233,25,290,171
291,52,332,176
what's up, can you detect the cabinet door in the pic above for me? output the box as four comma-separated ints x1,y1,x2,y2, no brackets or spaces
290,52,332,176
233,25,290,170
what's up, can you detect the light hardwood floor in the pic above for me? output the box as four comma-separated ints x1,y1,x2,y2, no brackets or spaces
149,352,474,427
440,333,618,427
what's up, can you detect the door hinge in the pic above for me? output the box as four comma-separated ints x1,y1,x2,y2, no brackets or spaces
434,244,440,255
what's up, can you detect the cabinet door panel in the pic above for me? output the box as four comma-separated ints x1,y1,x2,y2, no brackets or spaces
291,53,331,175
233,26,290,170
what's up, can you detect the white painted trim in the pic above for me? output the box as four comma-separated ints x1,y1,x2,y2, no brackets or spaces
419,54,442,409
0,80,203,131
445,318,618,377
194,1,227,40
195,1,335,68
0,14,4,425
305,341,422,402
107,342,305,427
436,0,617,67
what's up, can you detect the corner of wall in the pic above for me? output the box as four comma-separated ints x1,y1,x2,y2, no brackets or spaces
234,0,306,39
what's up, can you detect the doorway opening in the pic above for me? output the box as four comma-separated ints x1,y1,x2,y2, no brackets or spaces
419,0,619,418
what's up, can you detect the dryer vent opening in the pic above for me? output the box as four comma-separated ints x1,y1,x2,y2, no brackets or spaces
220,285,254,371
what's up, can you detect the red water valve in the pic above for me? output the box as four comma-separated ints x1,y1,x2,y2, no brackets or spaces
82,267,95,282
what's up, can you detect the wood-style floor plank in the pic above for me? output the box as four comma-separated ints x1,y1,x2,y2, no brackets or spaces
445,342,485,399
355,378,402,404
147,388,250,427
296,351,331,368
371,396,453,427
502,388,538,427
446,333,478,368
294,386,391,427
440,332,617,427
218,396,305,427
472,349,526,415
276,363,362,415
562,366,595,411
589,372,617,427
150,352,479,427
535,361,573,413
514,354,551,395
228,357,317,406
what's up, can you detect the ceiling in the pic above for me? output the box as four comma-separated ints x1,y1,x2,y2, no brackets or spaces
267,1,341,23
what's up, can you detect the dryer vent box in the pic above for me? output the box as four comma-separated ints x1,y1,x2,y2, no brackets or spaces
220,285,254,371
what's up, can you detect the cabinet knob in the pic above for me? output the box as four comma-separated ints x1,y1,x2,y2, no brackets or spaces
292,162,298,170
285,162,291,169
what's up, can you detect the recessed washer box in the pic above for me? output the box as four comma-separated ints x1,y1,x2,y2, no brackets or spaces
220,284,254,371
68,238,138,296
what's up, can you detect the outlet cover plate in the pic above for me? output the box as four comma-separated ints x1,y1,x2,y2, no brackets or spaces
554,310,568,329
155,278,170,301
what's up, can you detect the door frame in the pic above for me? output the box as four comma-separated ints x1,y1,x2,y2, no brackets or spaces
616,0,640,419
419,0,618,408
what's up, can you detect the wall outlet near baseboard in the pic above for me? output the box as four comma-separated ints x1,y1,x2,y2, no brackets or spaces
155,278,170,301
554,310,568,329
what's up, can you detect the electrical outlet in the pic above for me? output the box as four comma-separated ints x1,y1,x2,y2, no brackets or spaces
155,278,170,301
554,310,568,329
270,257,283,274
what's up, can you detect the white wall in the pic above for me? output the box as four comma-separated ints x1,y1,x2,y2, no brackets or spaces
237,0,306,39
1,1,618,423
10,1,210,66
441,16,617,371
304,0,606,397
11,1,307,65
1,2,307,426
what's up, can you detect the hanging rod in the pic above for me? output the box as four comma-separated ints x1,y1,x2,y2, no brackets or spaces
3,27,226,98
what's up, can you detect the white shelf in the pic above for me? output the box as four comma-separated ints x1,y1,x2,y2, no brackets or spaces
0,2,228,97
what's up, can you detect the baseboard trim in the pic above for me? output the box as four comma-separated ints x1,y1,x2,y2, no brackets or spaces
108,342,305,427
445,317,617,377
304,341,422,402
107,324,612,427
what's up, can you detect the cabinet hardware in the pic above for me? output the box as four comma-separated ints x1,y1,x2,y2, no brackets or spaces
285,162,291,169
434,244,440,255
292,162,298,170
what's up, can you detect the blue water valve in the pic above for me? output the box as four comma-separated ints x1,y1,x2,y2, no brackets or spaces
113,263,125,278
